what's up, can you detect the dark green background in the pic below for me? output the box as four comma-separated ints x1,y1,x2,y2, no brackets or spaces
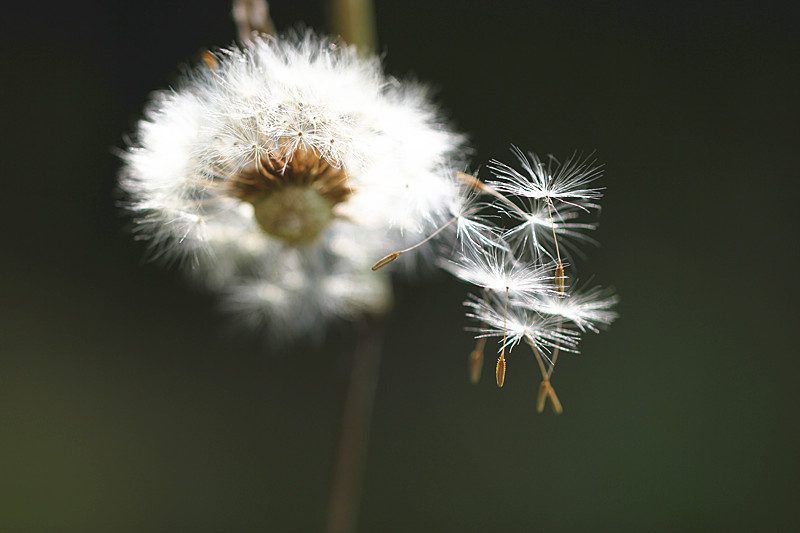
2,1,798,531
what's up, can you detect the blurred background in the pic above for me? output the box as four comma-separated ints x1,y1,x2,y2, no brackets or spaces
1,1,798,531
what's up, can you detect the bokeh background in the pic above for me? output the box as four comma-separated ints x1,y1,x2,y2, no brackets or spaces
2,1,798,531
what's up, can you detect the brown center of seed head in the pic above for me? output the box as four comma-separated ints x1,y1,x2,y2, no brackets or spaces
229,147,351,244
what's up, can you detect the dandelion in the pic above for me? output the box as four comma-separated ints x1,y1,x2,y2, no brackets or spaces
120,31,464,341
465,294,580,356
119,3,617,533
120,0,617,416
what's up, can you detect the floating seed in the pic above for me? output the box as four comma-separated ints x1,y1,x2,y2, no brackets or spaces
371,252,401,271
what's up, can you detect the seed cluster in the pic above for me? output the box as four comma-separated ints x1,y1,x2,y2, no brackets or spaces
229,148,351,243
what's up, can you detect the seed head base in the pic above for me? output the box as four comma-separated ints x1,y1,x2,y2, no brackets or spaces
229,147,351,243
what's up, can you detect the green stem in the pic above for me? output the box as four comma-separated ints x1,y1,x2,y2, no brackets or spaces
232,0,276,42
327,0,377,54
325,315,386,533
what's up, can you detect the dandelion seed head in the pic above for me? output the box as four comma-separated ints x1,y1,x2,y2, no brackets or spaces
120,31,463,341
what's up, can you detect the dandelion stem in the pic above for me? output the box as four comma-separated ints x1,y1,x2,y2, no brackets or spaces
327,0,377,55
232,0,276,42
325,315,386,533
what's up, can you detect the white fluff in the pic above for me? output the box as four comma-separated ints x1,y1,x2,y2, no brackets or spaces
120,31,464,341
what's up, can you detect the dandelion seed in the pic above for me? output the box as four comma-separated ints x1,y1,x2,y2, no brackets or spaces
371,252,401,271
370,213,459,271
464,294,579,355
518,286,619,333
553,261,565,295
499,200,598,261
496,353,506,388
487,146,604,209
446,177,504,252
441,246,556,299
441,146,616,403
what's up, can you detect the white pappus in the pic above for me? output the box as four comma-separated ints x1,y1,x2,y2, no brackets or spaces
120,31,465,342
